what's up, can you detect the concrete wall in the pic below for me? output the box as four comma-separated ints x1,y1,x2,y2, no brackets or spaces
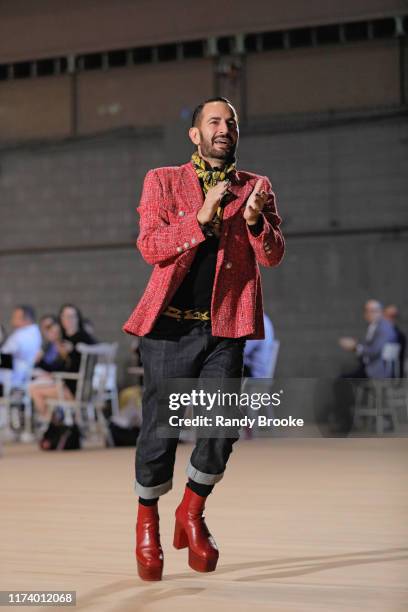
0,40,403,142
77,59,214,133
0,76,71,141
247,40,400,116
0,0,404,62
1,113,407,381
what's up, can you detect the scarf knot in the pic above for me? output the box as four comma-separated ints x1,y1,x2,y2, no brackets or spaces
191,151,236,194
190,151,236,238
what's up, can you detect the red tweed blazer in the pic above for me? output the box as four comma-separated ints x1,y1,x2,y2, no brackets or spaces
122,161,284,339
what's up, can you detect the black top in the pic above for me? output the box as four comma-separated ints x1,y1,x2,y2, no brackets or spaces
62,329,97,394
170,234,219,312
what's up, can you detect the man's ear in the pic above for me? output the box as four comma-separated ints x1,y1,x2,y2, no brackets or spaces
189,126,200,146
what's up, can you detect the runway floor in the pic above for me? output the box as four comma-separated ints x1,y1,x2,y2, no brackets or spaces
0,437,407,611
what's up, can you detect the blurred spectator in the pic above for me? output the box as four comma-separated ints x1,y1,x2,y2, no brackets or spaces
383,304,406,377
339,299,398,378
28,304,96,418
244,313,276,377
58,304,97,391
0,321,6,346
39,314,57,338
34,318,66,373
0,305,41,389
322,299,399,436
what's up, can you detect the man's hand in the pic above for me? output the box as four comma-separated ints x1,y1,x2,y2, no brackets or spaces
197,180,230,225
339,337,358,351
244,178,269,225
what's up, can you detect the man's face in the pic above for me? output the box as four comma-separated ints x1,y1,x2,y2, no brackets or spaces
364,301,382,324
40,316,54,336
11,308,27,329
189,101,239,163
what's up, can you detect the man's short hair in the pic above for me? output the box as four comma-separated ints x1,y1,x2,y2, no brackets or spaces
191,97,238,127
15,304,36,322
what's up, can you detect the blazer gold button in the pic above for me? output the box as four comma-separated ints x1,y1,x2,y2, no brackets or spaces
178,211,185,217
226,262,232,269
184,242,189,248
177,246,182,253
191,238,196,244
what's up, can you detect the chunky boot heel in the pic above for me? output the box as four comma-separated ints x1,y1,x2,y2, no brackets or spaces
174,485,219,573
137,559,163,581
188,549,218,573
173,521,189,549
136,502,164,581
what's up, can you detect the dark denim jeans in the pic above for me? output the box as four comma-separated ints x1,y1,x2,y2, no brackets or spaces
135,320,245,498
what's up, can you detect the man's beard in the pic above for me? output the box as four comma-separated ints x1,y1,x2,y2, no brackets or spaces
199,134,237,164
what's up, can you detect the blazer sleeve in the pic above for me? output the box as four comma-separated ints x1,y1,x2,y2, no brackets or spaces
136,170,206,265
245,176,285,268
362,321,396,364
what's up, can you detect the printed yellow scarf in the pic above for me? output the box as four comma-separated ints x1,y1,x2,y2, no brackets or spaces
191,151,236,237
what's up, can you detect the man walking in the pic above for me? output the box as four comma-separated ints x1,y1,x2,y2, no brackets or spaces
123,97,284,580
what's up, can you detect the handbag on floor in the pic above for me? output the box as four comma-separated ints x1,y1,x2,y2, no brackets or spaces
39,407,82,451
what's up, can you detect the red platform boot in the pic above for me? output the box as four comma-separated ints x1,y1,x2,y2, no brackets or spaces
173,485,219,572
136,502,163,581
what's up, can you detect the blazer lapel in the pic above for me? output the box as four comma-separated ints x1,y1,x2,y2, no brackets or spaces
222,172,253,220
180,162,204,212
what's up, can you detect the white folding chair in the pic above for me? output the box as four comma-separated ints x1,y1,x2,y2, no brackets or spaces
0,369,13,435
0,366,35,442
352,342,403,434
46,343,117,445
381,342,401,378
92,346,119,416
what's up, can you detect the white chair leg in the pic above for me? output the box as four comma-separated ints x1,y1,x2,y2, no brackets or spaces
111,388,120,416
23,397,33,435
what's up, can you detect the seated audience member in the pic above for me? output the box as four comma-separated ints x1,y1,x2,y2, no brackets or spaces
34,318,67,373
39,314,57,338
29,304,96,419
339,299,398,379
322,299,399,436
383,304,406,377
58,304,97,389
0,305,42,391
244,313,276,377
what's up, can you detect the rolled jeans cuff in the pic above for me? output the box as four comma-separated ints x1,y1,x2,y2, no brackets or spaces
135,477,173,499
186,460,224,485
